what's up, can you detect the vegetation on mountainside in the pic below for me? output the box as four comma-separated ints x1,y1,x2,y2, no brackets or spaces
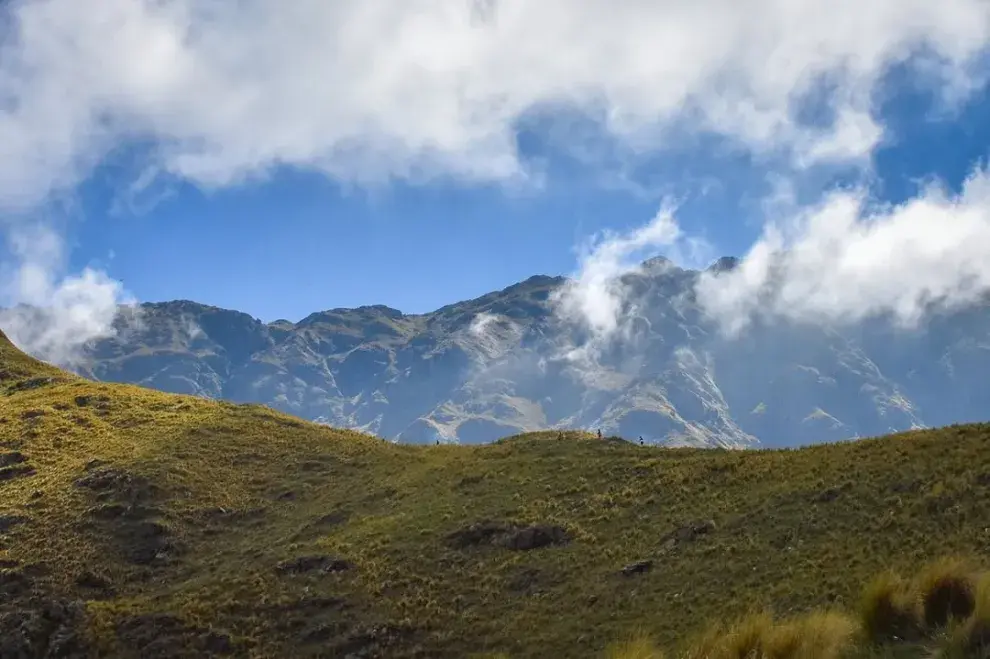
607,556,990,657
3,330,990,657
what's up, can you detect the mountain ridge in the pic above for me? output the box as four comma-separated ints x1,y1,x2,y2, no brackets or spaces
6,257,990,447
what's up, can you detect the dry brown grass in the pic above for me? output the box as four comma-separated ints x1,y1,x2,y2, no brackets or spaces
674,611,856,659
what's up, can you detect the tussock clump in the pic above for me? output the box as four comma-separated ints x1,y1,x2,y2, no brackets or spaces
612,560,990,659
942,573,990,658
679,611,855,659
915,558,977,630
859,571,921,642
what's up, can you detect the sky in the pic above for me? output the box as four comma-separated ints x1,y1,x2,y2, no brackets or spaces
1,0,990,364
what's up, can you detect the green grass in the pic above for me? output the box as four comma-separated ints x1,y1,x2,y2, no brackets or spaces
3,330,990,657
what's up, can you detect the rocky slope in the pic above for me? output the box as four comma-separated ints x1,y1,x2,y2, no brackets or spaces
44,258,990,447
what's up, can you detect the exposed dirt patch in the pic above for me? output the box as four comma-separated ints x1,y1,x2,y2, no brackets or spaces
257,596,353,646
621,560,654,577
73,395,111,416
0,451,27,467
447,521,571,551
0,514,29,534
454,474,486,489
813,481,853,503
275,555,353,575
74,570,114,598
446,521,513,549
0,597,89,659
659,519,716,551
292,509,350,541
183,506,266,536
6,377,58,394
326,623,420,658
0,464,35,481
505,567,562,596
115,613,234,658
75,466,176,566
0,567,33,597
504,525,571,551
75,467,158,503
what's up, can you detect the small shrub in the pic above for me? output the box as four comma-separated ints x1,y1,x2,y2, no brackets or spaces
942,574,990,658
915,558,977,630
859,572,921,643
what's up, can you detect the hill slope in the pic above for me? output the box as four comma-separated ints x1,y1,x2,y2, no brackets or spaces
57,260,990,448
3,331,990,657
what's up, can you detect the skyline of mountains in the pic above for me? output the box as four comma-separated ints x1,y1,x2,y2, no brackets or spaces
5,256,989,448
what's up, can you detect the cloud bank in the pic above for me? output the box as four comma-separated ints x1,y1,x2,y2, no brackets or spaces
1,0,988,206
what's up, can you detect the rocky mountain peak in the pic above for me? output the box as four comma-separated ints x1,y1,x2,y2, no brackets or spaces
707,256,740,273
58,266,990,449
640,255,674,271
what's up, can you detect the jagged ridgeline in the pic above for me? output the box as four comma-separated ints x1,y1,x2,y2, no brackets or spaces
72,260,990,447
3,329,990,656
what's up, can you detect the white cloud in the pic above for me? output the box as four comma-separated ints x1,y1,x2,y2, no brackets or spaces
553,164,990,349
553,205,682,339
549,203,714,375
0,224,133,366
468,311,499,338
0,0,988,207
696,166,990,332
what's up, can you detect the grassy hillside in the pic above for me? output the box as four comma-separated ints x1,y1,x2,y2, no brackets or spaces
3,330,990,658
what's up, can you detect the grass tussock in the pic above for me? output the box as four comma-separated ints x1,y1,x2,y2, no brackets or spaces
859,571,922,642
916,558,978,630
610,559,990,659
941,573,990,658
675,611,855,659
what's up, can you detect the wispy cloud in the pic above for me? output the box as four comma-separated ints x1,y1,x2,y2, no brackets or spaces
552,204,700,338
0,224,133,366
548,203,714,381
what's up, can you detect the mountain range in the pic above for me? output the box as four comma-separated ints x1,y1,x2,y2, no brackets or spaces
28,257,990,448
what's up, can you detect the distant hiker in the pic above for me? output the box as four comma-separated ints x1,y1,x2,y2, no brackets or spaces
639,436,644,446
597,428,602,439
435,439,440,446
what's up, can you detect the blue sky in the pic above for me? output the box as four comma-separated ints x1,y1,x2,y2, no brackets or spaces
68,130,767,322
60,74,990,323
1,0,990,361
